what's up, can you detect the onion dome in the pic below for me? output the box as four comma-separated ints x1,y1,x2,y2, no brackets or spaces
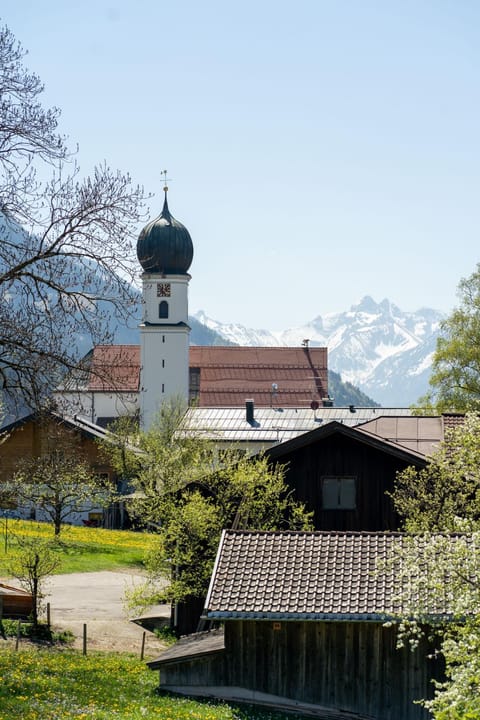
137,189,193,274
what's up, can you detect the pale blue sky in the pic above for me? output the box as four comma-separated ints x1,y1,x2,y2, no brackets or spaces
2,1,480,328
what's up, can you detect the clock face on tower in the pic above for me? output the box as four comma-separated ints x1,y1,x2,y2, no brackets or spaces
157,282,171,297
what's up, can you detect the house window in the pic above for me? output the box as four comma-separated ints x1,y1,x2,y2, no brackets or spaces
159,301,169,319
322,476,356,509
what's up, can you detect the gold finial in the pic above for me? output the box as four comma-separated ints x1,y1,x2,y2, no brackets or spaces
161,169,171,193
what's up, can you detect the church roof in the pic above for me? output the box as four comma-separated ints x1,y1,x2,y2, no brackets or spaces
137,191,193,274
189,346,328,407
72,344,328,408
88,345,140,392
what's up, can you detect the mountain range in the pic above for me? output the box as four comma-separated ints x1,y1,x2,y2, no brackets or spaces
0,214,443,409
192,297,445,406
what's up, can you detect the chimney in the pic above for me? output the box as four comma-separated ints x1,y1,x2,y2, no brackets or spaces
245,399,255,424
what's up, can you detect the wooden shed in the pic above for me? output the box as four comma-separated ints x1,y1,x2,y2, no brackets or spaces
149,530,447,720
0,583,33,620
264,421,428,531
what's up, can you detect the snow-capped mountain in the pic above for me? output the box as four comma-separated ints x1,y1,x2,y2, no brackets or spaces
193,297,445,406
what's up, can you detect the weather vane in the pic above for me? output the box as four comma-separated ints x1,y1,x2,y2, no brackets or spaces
161,169,171,194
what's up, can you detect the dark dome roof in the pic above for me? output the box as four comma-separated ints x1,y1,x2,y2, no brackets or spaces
137,193,193,274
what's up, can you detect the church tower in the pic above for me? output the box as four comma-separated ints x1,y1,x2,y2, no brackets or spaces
136,181,193,429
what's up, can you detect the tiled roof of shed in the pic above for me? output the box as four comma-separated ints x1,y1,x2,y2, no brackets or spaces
205,531,472,621
442,413,466,430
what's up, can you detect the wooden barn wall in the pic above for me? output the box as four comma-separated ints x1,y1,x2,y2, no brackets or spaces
173,597,207,637
158,651,226,688
0,421,39,482
0,420,113,483
0,419,126,527
274,434,421,531
225,620,442,720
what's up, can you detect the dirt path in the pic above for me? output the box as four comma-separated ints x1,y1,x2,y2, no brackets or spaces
3,571,171,659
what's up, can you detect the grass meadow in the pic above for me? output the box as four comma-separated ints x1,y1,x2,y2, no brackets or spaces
0,649,307,720
0,519,154,575
0,521,311,719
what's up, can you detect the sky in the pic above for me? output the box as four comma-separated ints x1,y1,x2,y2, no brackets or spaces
2,1,480,329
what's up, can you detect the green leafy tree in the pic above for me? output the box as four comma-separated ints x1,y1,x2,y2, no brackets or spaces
419,264,480,412
390,414,480,717
7,535,60,627
102,399,313,609
390,413,480,531
388,533,480,720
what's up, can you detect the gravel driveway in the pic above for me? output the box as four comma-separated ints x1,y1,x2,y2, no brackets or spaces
34,570,170,657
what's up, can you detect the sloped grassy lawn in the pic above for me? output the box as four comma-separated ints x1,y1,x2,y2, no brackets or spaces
0,649,305,720
0,520,154,575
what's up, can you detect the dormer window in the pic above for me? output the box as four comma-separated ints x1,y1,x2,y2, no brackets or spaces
159,301,169,319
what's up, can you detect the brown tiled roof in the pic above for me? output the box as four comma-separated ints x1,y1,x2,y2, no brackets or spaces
205,531,471,621
442,413,466,430
88,345,140,392
190,346,327,407
83,345,328,408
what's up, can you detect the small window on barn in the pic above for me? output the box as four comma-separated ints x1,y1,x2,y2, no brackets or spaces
159,301,169,319
322,476,356,509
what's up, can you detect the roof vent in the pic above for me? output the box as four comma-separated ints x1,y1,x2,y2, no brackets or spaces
245,399,255,424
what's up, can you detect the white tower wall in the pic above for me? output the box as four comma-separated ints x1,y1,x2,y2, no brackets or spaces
139,273,191,429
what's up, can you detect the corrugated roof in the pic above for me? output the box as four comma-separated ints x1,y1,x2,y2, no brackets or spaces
205,531,475,621
357,416,444,456
261,420,427,463
183,406,414,443
358,414,467,456
147,629,225,670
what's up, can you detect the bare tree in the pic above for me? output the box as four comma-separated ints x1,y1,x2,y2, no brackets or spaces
7,535,60,627
0,24,147,409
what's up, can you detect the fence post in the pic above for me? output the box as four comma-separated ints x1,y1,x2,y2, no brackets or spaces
83,623,87,655
46,602,51,628
140,630,146,660
15,620,21,651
